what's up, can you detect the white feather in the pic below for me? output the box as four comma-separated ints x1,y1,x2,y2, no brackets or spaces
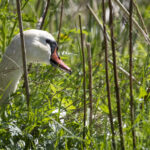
0,29,56,105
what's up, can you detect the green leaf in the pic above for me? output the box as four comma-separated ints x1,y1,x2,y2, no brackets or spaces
50,83,56,93
139,86,147,98
100,104,109,114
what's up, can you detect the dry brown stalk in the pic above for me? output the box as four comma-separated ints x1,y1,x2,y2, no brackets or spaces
108,0,125,149
79,15,86,145
102,0,116,149
129,0,136,148
16,0,30,109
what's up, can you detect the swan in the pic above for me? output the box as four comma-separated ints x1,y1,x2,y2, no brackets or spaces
0,29,71,105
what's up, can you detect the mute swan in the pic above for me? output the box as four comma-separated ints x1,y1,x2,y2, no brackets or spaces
0,29,71,105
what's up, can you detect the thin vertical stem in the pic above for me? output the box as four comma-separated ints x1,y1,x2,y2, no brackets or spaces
129,0,136,148
79,15,86,145
108,0,125,149
57,0,64,44
16,0,30,109
37,0,50,29
102,0,116,149
86,43,93,129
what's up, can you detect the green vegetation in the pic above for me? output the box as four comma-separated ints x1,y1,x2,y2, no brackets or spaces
0,0,150,149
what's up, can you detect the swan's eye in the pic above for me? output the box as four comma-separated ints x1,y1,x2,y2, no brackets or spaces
46,39,51,44
46,39,56,46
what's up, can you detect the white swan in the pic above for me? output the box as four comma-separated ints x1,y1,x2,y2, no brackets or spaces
0,29,71,105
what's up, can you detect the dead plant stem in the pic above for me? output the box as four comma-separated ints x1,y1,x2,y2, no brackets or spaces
129,0,136,148
16,0,30,109
108,0,125,149
102,0,116,149
79,15,86,145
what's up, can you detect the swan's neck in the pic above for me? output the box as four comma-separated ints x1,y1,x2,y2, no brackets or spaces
0,54,23,104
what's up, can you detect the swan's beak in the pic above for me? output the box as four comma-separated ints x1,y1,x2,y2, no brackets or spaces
50,48,72,74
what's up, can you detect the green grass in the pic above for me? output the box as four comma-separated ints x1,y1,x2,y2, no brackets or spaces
0,0,150,149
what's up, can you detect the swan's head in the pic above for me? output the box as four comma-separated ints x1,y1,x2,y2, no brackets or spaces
22,29,71,74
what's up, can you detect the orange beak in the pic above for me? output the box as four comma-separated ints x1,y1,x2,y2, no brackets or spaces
50,48,72,74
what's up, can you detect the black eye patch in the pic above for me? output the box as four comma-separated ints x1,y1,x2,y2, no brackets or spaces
46,39,57,54
46,39,51,44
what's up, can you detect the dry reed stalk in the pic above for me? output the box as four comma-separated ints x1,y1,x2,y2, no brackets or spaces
16,0,30,109
79,15,86,145
102,0,116,149
129,0,136,148
108,0,125,149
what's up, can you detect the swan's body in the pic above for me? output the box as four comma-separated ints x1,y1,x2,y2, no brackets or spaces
0,29,71,105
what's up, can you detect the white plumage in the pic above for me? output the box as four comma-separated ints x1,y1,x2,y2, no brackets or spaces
0,29,71,105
